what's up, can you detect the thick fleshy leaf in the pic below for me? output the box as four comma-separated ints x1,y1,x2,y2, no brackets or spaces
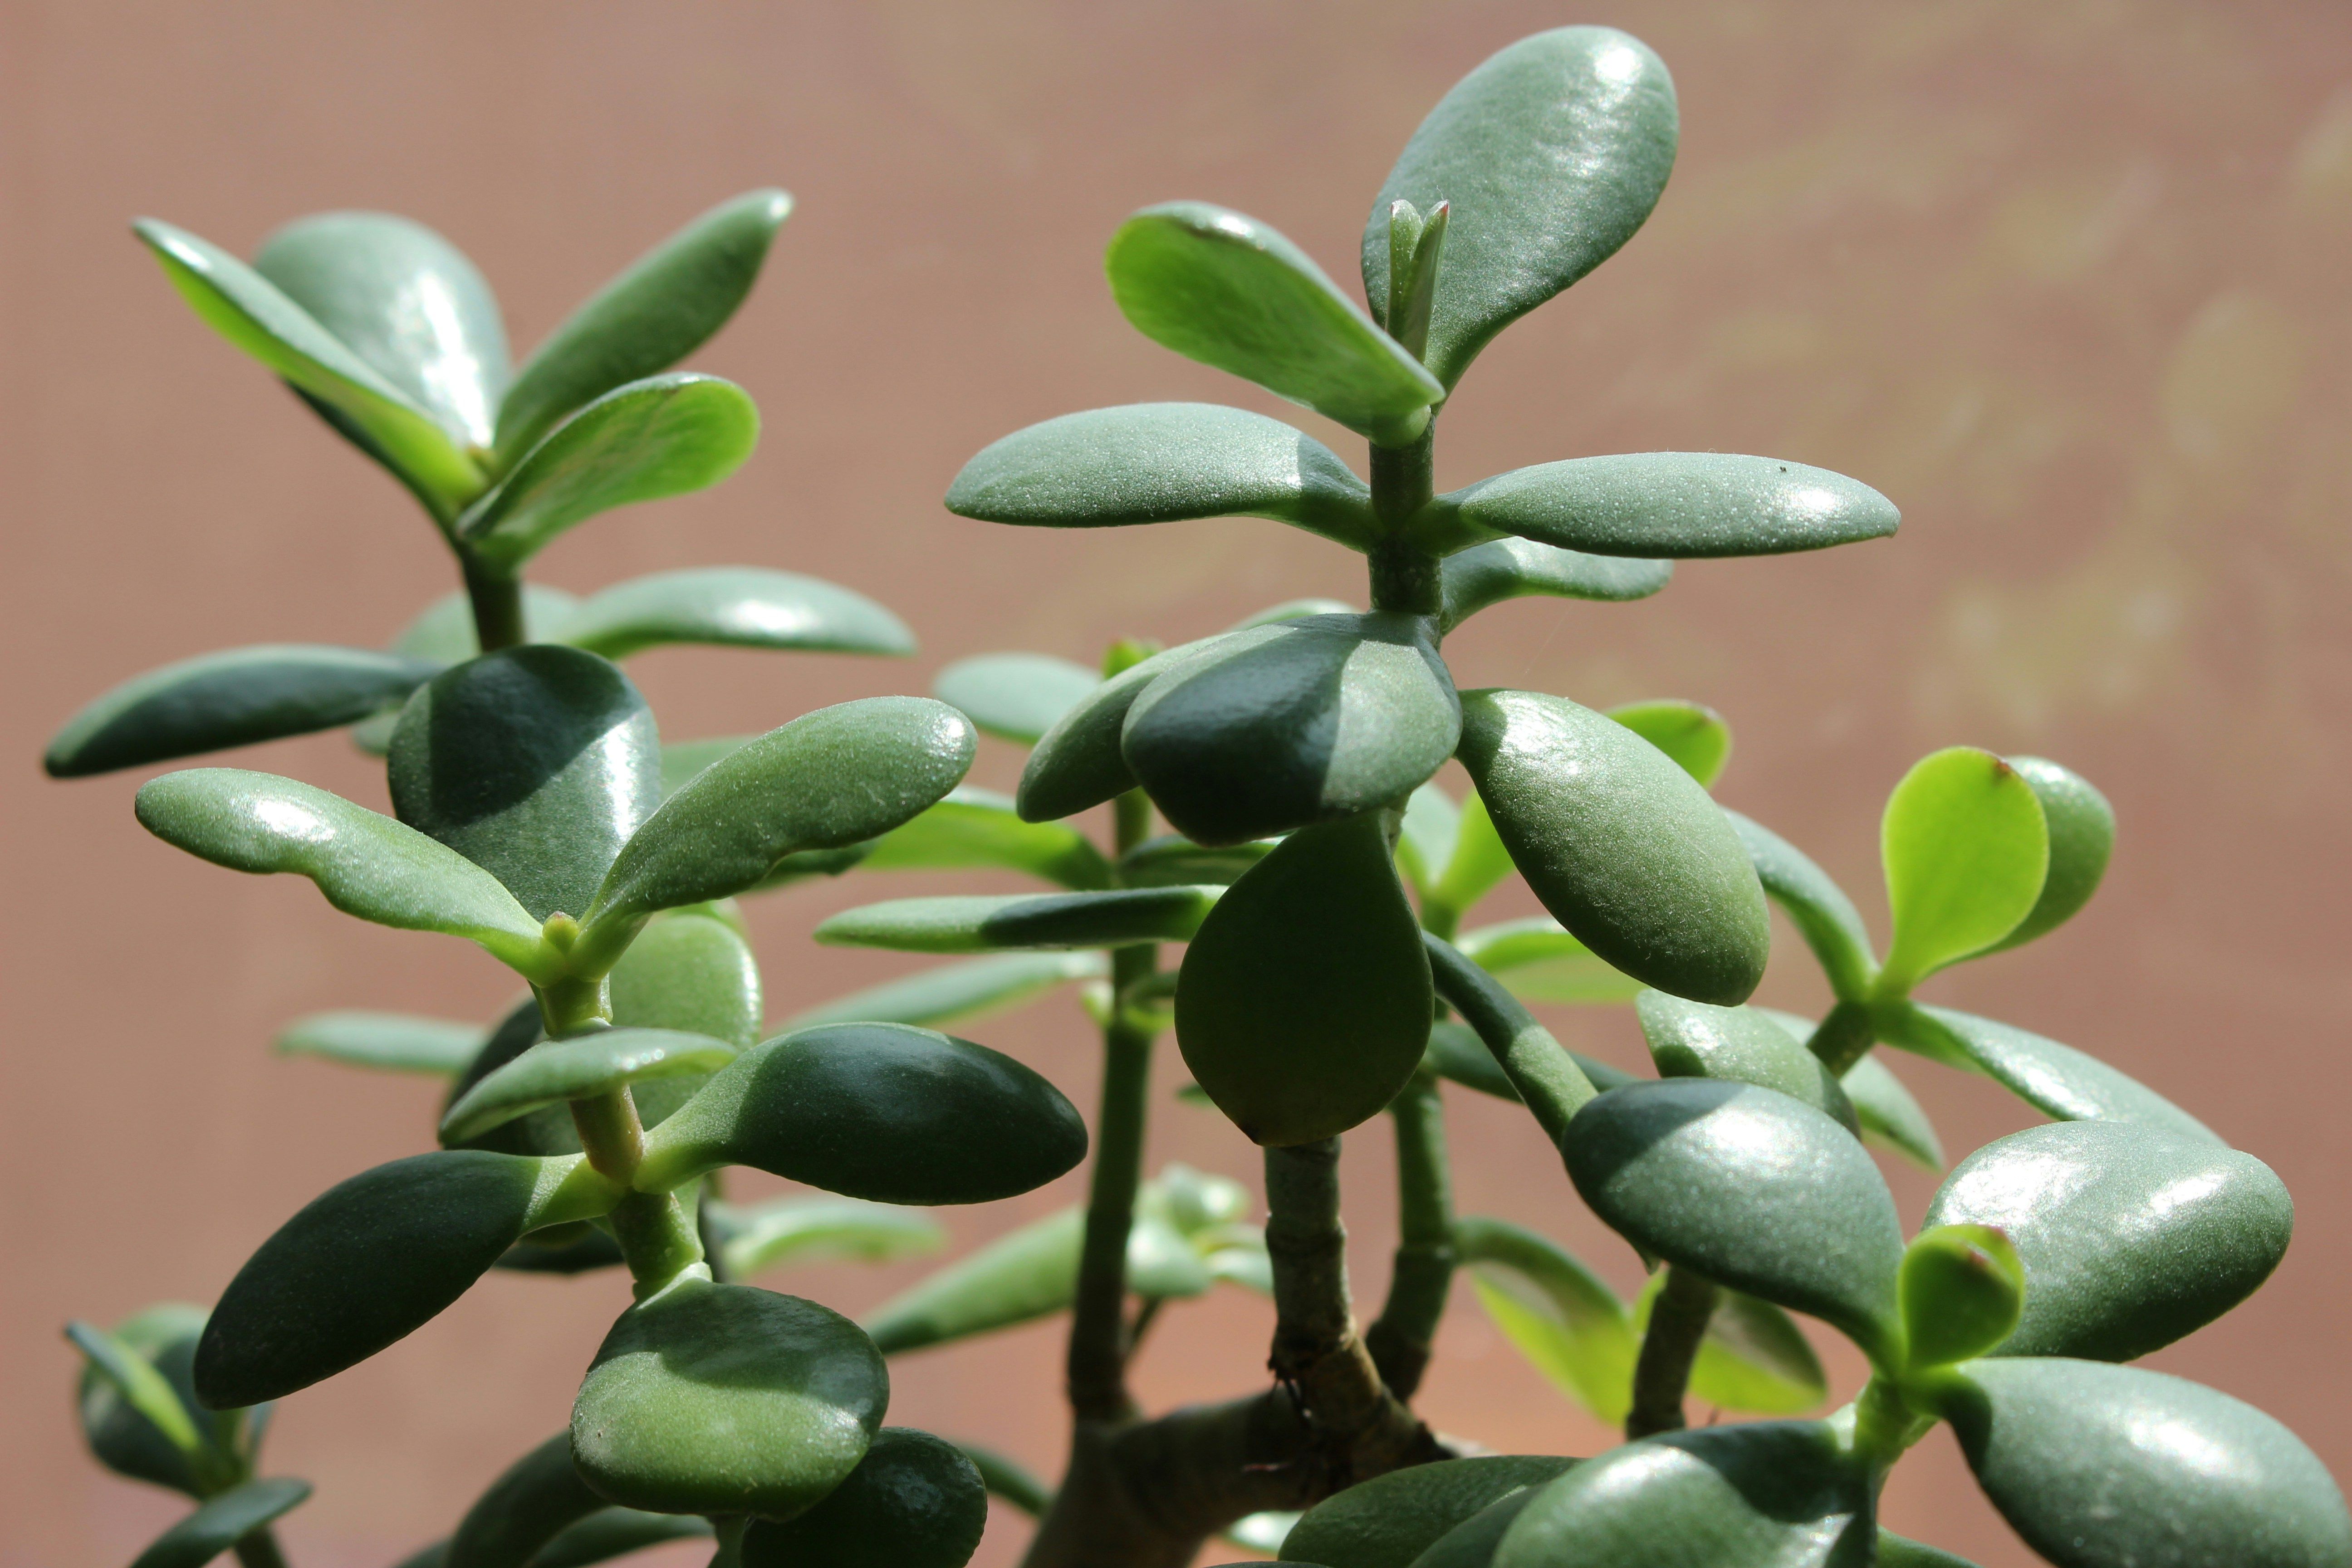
934,652,1101,744
633,1023,1086,1203
1923,1120,2291,1362
1176,816,1432,1145
1228,597,1360,632
1279,1456,1578,1568
1394,782,1461,901
1428,455,1899,560
1635,991,1856,1133
946,403,1376,548
1107,208,1442,443
1457,917,1643,1004
1117,834,1275,889
1876,1535,1978,1568
1428,794,1515,921
1423,936,1603,1146
1438,538,1671,633
440,1028,738,1143
1665,1286,1830,1416
254,212,509,450
1877,748,2048,993
1122,612,1460,846
1605,700,1729,788
276,1010,482,1075
442,1001,573,1157
556,567,913,660
609,911,763,1049
1934,1358,2351,1568
1835,1050,1943,1172
1725,811,1877,1000
742,1427,987,1568
1564,1080,1904,1362
195,1150,620,1406
1455,1216,1634,1422
135,769,554,980
1899,1225,2025,1372
1457,690,1769,1005
529,1511,713,1568
581,697,974,942
862,787,1113,890
46,645,438,777
130,1478,312,1568
788,951,1104,1031
389,646,659,922
73,1306,245,1497
461,374,759,572
1882,1004,2218,1145
1015,635,1229,822
1987,756,2114,951
571,1277,884,1520
135,219,484,514
445,1433,604,1568
815,887,1215,954
956,1444,1051,1515
1362,27,1678,391
712,1196,944,1279
1493,1421,1872,1568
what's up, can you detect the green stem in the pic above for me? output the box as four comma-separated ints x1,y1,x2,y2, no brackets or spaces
1627,1265,1718,1439
608,1190,706,1298
1848,1375,1931,1475
706,1516,749,1568
231,1527,290,1568
1265,1139,1352,1377
461,553,527,652
1367,427,1441,617
570,1092,645,1186
1806,1000,1878,1078
1366,1073,1455,1400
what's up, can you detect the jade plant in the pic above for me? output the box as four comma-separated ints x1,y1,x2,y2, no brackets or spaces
49,23,2351,1568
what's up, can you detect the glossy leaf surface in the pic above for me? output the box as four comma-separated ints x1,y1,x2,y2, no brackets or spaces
1408,1488,1540,1568
1362,27,1678,391
1437,538,1671,633
1936,1358,2351,1568
1605,700,1729,788
47,645,438,777
130,1478,312,1568
1457,689,1768,1005
1107,207,1442,441
441,1029,738,1143
445,1432,604,1568
1636,991,1856,1133
608,911,764,1049
1176,816,1432,1145
136,769,551,979
1455,1216,1634,1422
1899,1225,2025,1372
1016,636,1226,822
276,1010,482,1075
1460,918,1643,1004
1877,748,2048,993
558,567,913,660
255,211,508,449
389,647,659,922
788,951,1104,1031
497,188,791,462
1924,1120,2291,1362
1494,1421,1872,1568
934,652,1101,744
1122,612,1460,845
1725,810,1877,1000
1280,1455,1578,1568
585,697,974,933
742,1427,987,1568
461,374,758,571
862,787,1113,890
634,1023,1086,1203
947,403,1376,548
714,1196,944,1279
1435,454,1898,560
815,887,1215,953
1988,756,2114,951
1565,1080,1904,1362
571,1277,884,1520
1884,1004,2218,1144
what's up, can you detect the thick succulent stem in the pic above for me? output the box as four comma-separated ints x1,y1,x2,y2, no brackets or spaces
1368,426,1441,617
1367,1074,1455,1399
231,1528,290,1568
461,553,528,652
1067,962,1156,1421
1626,1265,1720,1439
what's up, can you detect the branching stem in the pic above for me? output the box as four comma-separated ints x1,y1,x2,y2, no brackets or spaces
1367,1073,1455,1399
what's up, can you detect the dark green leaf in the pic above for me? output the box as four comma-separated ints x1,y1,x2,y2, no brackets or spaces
130,1478,312,1568
1123,612,1460,846
440,1028,738,1143
1439,538,1672,634
934,652,1102,744
1107,207,1441,443
1881,1004,2218,1145
1987,756,2113,951
1934,1357,2350,1568
496,189,791,463
1898,1225,2024,1372
1362,27,1679,391
1493,1421,1871,1568
1564,1080,1904,1362
788,951,1104,1031
70,1309,229,1496
570,1277,884,1520
1423,935,1602,1147
1176,816,1431,1145
1605,700,1729,788
713,1195,944,1279
446,1433,604,1568
1923,1120,2291,1362
528,1510,713,1568
1427,454,1899,560
1279,1455,1578,1568
275,1010,483,1075
742,1426,986,1568
815,886,1215,953
633,1022,1086,1203
1457,917,1642,1004
1725,810,1877,1000
196,1150,620,1406
255,212,509,451
1407,1489,1542,1568
946,402,1377,548
1455,1216,1634,1422
955,1443,1052,1516
444,1000,572,1158
556,567,914,660
390,647,659,922
1015,634,1228,823
1635,991,1856,1134
135,769,554,980
1458,689,1768,1005
1117,834,1276,889
1878,748,2048,993
46,645,438,778
862,787,1114,890
461,374,759,572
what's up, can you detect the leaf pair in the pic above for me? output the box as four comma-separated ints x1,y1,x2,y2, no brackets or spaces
70,1306,263,1499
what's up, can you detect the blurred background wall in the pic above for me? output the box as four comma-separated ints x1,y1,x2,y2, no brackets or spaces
5,2,2350,1563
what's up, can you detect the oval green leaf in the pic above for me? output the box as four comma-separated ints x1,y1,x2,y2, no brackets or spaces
1833,1049,1943,1172
1455,1216,1634,1423
815,886,1215,954
443,1000,572,1158
1457,689,1769,1005
713,1195,944,1279
934,652,1102,745
609,911,764,1049
1923,1120,2291,1362
276,1009,483,1076
440,1028,738,1144
130,1478,313,1568
1279,1455,1578,1568
445,1433,605,1568
788,951,1104,1032
1438,538,1672,634
1605,700,1729,788
1899,1225,2025,1372
1987,756,2114,952
1634,991,1857,1134
72,1306,239,1497
556,567,914,660
1725,810,1877,1001
1434,454,1898,560
1877,747,2048,994
1015,635,1227,823
861,787,1113,890
1175,815,1432,1146
1394,782,1461,903
570,1276,884,1520
1882,1004,2218,1145
1117,834,1276,890
741,1426,986,1568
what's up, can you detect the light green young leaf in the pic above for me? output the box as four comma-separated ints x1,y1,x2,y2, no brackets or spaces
712,1195,944,1279
1605,700,1730,788
1454,1216,1635,1422
1430,790,1515,919
65,1321,216,1487
1459,916,1644,1004
1107,208,1442,443
1437,538,1672,634
1987,756,2114,952
73,1304,245,1498
1881,1003,2219,1145
862,787,1114,890
1394,781,1460,902
1877,747,2048,994
557,567,914,661
439,1028,739,1144
816,887,1215,954
1725,810,1877,1000
935,652,1102,745
275,1010,483,1076
788,951,1105,1031
130,1478,313,1568
1898,1225,2026,1373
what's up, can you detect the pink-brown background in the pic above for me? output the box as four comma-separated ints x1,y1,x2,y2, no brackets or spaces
5,2,2349,1563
